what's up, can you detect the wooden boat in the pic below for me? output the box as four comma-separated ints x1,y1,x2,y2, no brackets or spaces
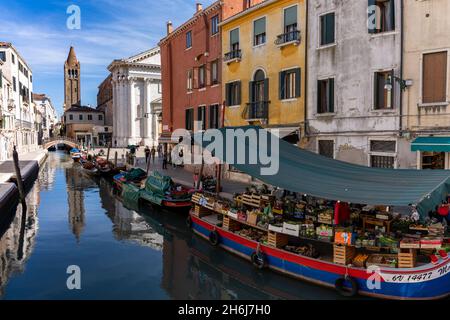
113,168,147,191
189,205,450,300
70,148,82,162
81,161,100,176
138,171,193,210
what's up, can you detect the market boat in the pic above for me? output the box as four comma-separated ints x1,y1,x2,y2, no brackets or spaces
70,148,82,162
81,161,100,176
113,167,147,191
188,192,450,300
138,171,193,210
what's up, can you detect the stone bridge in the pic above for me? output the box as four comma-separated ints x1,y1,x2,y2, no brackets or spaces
42,137,80,150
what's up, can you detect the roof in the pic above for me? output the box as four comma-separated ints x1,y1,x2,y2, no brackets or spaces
66,105,103,113
0,42,33,71
66,46,79,66
158,1,221,46
194,126,450,218
219,0,272,26
107,46,161,71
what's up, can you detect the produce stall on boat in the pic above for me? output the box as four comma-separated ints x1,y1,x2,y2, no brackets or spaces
113,168,147,190
187,126,450,300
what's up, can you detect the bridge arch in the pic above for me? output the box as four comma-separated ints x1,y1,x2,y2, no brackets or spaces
43,137,80,150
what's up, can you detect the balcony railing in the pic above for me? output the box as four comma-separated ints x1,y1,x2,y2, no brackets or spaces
244,101,269,121
224,50,242,63
275,30,301,47
15,119,33,129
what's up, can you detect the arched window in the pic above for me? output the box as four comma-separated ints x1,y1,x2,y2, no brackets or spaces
248,69,269,120
254,69,265,82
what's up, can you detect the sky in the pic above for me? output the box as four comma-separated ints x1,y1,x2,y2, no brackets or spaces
0,0,215,116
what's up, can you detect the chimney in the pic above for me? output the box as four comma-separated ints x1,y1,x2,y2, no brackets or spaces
166,21,173,35
196,3,203,12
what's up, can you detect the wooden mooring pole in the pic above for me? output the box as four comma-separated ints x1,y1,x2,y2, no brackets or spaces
12,146,27,207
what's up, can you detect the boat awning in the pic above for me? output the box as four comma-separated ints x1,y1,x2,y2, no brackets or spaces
193,126,450,219
411,137,450,152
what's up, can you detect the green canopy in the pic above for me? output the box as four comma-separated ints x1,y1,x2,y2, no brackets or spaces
411,137,450,152
194,126,450,218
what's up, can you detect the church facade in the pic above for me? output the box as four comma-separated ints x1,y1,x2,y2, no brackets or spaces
108,47,162,147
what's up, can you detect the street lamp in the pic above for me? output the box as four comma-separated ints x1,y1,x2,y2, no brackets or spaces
385,75,411,92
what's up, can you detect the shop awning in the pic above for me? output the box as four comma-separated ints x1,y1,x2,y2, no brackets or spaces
411,137,450,152
193,126,450,218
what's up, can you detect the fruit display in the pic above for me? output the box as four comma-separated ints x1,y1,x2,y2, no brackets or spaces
285,244,320,258
353,254,369,268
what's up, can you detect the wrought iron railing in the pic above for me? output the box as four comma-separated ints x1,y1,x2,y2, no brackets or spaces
15,119,33,129
275,30,301,46
224,49,242,63
244,101,269,120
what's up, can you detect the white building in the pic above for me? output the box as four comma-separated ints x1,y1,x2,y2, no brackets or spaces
0,42,38,158
305,1,411,169
33,93,58,141
108,46,162,147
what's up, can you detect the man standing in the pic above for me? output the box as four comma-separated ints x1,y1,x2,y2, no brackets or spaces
162,152,168,170
151,146,156,164
145,146,150,164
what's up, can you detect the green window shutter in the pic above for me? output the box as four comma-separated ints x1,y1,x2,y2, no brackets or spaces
374,72,379,109
284,6,297,27
390,70,395,109
389,0,395,30
236,81,241,105
368,0,377,33
279,71,285,100
326,13,335,44
230,29,239,45
317,80,322,113
254,17,266,36
225,83,230,106
264,78,269,102
295,68,301,98
328,79,335,113
249,81,254,103
0,70,3,88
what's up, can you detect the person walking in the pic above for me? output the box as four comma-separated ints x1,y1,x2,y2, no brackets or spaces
151,146,156,164
162,152,168,170
145,146,150,164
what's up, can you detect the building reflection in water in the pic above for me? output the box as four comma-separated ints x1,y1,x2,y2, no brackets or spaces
0,182,40,297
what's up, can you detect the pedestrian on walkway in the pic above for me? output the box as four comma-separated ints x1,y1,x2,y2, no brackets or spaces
151,146,156,164
145,146,150,164
157,144,162,158
162,152,168,170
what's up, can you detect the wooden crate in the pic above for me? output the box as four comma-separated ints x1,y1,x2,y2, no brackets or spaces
333,244,356,265
241,193,262,208
193,205,211,218
191,193,203,204
223,216,241,231
398,248,417,269
268,231,289,248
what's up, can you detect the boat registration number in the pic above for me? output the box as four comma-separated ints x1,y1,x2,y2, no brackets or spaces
380,263,450,283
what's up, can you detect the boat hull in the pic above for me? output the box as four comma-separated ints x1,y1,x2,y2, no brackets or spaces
191,214,450,300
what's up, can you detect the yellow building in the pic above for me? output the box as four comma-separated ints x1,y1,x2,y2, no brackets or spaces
221,0,306,142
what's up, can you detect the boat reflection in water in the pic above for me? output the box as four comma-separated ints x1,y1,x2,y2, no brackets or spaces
0,151,347,300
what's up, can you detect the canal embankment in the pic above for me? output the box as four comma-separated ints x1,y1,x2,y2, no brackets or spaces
0,149,48,215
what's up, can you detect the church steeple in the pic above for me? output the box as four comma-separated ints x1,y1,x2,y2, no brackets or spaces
64,46,81,111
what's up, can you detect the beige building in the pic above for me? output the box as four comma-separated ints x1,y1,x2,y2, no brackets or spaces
403,0,450,169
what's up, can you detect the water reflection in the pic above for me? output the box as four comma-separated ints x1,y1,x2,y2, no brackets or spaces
0,151,345,300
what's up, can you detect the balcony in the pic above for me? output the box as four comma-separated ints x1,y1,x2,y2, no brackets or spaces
15,119,33,129
224,50,242,64
244,101,269,122
275,30,301,48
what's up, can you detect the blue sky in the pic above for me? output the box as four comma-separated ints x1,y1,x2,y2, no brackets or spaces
0,0,215,116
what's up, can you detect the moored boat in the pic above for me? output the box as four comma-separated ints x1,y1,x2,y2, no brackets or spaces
81,161,100,176
113,167,147,191
70,148,82,162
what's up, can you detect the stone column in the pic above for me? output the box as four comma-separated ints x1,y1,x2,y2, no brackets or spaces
144,79,151,142
128,77,135,144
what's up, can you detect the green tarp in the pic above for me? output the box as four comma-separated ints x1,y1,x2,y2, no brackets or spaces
411,137,450,152
193,126,450,218
121,183,141,211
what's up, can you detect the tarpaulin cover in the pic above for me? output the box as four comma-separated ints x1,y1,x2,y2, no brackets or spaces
145,171,172,196
411,137,450,152
121,183,141,211
193,126,450,218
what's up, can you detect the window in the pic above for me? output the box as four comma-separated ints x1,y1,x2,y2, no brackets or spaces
0,51,5,62
79,115,83,121
99,114,103,121
317,78,334,113
370,140,396,168
69,114,74,121
374,70,394,109
423,51,447,104
280,68,300,100
187,69,193,91
105,127,109,132
12,53,15,64
13,77,16,92
88,115,93,121
186,31,192,49
253,17,266,46
211,60,219,85
230,28,240,52
318,140,334,159
225,81,241,106
198,65,206,88
211,15,219,35
197,106,206,130
24,69,28,78
320,12,335,46
209,104,219,129
284,5,298,38
368,0,395,34
30,75,32,82
19,62,24,73
185,108,194,130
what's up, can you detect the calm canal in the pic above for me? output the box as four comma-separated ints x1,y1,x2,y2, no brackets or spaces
0,151,349,300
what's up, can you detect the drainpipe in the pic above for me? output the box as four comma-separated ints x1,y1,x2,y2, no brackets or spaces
303,0,309,140
399,0,404,136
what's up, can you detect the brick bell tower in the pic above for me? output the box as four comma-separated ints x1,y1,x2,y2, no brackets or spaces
64,46,81,111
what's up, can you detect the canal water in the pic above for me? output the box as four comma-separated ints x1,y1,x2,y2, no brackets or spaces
0,151,350,300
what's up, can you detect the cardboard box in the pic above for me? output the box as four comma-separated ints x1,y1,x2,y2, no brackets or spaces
246,211,259,225
282,222,300,237
227,211,238,220
268,224,283,233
